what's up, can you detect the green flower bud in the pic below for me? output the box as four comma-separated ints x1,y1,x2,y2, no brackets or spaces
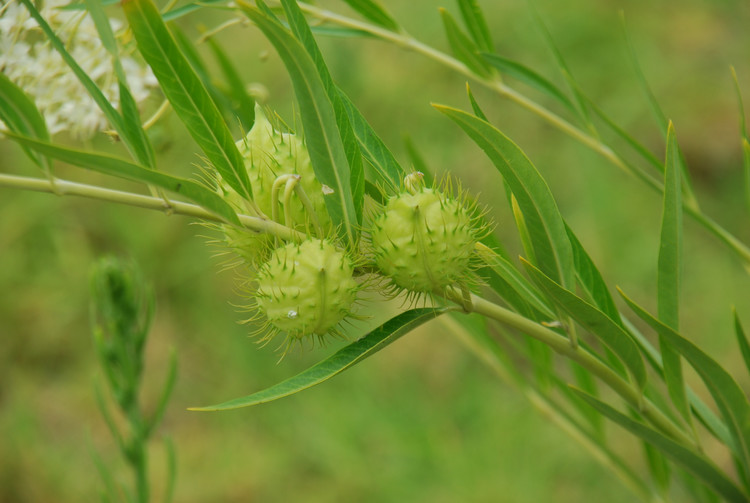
254,239,358,342
370,179,480,293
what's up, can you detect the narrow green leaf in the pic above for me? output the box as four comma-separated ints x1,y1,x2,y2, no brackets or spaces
439,8,491,78
475,243,555,320
337,89,403,193
620,13,698,206
733,308,750,381
279,0,365,230
522,259,646,389
435,105,575,289
84,0,155,169
163,0,227,21
643,440,671,493
205,36,256,132
242,3,359,245
340,0,400,32
466,83,488,121
481,54,576,114
164,436,177,503
736,68,750,214
620,290,750,485
403,134,431,181
456,0,493,53
527,4,593,131
658,122,689,421
574,389,748,503
0,72,52,172
191,308,446,410
565,224,620,324
123,0,253,201
4,132,239,226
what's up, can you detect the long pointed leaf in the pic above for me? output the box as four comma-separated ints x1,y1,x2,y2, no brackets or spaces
620,290,750,485
123,0,253,201
456,0,493,53
481,54,576,114
435,105,575,289
733,308,750,380
205,36,256,132
242,2,359,245
522,259,646,389
573,388,748,503
191,308,446,410
658,123,689,421
340,0,399,31
0,73,52,172
439,8,491,78
4,132,239,226
279,0,365,229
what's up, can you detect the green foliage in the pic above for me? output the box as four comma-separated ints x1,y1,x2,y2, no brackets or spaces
1,1,749,501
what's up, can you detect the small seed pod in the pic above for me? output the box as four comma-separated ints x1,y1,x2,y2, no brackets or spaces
219,107,332,267
253,239,358,344
236,108,331,233
370,175,481,294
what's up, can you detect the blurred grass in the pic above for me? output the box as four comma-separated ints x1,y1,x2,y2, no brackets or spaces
1,0,749,501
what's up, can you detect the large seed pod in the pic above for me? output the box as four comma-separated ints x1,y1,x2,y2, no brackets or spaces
370,181,479,293
253,239,358,342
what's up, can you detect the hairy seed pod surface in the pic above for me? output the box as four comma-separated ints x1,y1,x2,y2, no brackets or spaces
371,186,477,293
255,239,357,338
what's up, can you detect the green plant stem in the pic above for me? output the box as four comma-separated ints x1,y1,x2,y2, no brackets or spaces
288,1,750,268
0,173,305,241
442,287,695,449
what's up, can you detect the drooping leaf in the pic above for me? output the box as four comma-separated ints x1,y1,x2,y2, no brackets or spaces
242,2,360,245
574,389,748,503
658,122,689,421
481,54,576,114
435,105,575,290
123,0,253,201
340,0,400,32
620,289,750,485
523,259,646,389
0,72,52,172
191,308,446,410
3,132,239,226
439,8,491,78
456,0,493,53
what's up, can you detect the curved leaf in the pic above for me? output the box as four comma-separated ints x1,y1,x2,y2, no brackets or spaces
439,8,490,78
435,105,574,290
574,389,748,503
3,132,239,226
457,0,493,53
191,308,446,410
621,289,750,486
123,0,253,201
341,0,399,32
481,54,576,114
522,259,646,389
0,72,51,172
242,3,359,245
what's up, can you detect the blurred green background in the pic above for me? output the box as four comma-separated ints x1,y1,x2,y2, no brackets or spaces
1,0,750,501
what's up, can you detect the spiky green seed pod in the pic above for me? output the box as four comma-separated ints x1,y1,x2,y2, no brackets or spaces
370,180,479,293
220,108,332,267
236,108,331,232
254,239,358,341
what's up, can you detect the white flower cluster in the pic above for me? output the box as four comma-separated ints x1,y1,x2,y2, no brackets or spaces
0,0,158,139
